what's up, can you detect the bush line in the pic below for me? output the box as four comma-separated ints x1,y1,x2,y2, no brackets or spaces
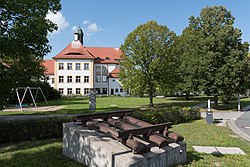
0,107,200,144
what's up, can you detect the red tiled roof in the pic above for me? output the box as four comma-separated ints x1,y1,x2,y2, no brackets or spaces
53,40,94,59
42,60,54,75
86,47,122,64
109,68,120,78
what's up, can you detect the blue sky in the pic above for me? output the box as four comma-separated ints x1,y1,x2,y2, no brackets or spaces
46,0,250,59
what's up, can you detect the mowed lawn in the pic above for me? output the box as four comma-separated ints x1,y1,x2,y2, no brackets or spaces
1,120,250,167
172,120,250,167
0,96,209,115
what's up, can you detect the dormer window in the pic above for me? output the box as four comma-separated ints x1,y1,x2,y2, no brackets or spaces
105,57,110,60
95,57,100,61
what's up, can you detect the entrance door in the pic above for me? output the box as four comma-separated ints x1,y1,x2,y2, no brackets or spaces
111,89,114,95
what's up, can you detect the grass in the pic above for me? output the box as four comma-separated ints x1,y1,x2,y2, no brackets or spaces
172,120,250,166
1,120,250,166
2,96,250,116
0,139,82,167
0,96,208,116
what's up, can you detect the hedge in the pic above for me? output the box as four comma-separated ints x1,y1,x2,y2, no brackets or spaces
131,106,201,125
0,107,201,144
0,116,72,144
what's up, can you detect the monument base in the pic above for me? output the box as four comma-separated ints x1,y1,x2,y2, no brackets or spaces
63,122,187,167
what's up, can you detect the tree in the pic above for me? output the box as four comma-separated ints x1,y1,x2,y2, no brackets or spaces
120,20,177,108
183,6,250,107
173,27,200,100
0,0,61,109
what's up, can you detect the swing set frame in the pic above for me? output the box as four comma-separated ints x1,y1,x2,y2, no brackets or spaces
16,87,48,111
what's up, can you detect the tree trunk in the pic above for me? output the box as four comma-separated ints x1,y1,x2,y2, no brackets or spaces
185,92,190,100
214,95,218,109
149,92,154,108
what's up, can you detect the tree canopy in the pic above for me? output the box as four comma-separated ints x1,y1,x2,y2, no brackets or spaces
178,6,250,106
0,0,61,59
120,20,178,107
0,0,61,109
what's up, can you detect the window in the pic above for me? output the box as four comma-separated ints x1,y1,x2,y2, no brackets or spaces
102,88,107,94
105,57,110,60
102,66,108,74
102,76,107,82
112,79,115,82
76,88,81,95
67,63,72,70
67,88,72,95
76,63,81,70
76,76,81,83
84,63,89,70
120,88,123,92
95,66,101,74
96,88,100,94
67,76,72,83
115,88,119,93
59,76,64,83
58,63,64,70
84,76,89,83
59,88,64,95
95,75,101,82
84,88,89,95
52,78,54,83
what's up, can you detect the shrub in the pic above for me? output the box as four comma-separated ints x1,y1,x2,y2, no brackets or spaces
0,116,72,144
131,106,201,124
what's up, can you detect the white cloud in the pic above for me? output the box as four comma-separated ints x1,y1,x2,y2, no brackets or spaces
46,11,69,35
83,20,90,25
71,20,103,37
71,26,77,32
85,22,103,36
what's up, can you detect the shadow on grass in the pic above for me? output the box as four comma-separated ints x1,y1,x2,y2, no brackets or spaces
166,96,210,102
0,139,82,167
151,101,205,110
184,151,204,165
0,139,59,154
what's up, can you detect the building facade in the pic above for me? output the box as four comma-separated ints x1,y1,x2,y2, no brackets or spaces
43,27,127,96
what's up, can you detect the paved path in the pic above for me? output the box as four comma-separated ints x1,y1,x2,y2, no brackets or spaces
201,111,250,142
235,112,250,141
201,111,244,120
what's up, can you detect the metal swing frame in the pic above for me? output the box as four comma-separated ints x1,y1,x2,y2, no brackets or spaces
16,86,48,111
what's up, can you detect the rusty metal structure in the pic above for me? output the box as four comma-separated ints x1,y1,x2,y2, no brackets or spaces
73,110,184,154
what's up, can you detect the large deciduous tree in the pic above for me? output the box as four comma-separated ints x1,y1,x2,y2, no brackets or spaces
120,20,178,108
181,6,250,107
0,0,61,109
173,27,200,100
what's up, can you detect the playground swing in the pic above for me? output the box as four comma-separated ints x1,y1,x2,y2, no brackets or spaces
16,87,48,111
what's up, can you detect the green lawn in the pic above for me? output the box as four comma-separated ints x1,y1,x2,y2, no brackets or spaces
1,120,249,166
2,96,250,116
0,96,208,116
172,120,250,166
0,139,82,167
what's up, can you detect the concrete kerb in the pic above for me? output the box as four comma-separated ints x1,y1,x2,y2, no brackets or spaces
228,119,250,142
